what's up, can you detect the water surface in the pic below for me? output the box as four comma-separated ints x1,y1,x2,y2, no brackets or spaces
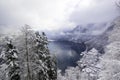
48,41,86,71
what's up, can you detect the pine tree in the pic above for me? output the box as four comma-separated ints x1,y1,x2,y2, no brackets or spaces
77,48,100,80
0,40,20,80
34,31,57,80
17,25,35,80
57,70,66,80
14,25,57,80
47,55,57,80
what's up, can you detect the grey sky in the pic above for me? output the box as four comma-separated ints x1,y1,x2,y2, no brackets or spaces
0,0,119,32
69,0,120,24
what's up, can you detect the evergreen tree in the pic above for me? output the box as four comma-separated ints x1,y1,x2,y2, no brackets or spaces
15,25,57,80
47,54,57,80
17,25,35,80
0,40,20,80
34,31,57,80
0,25,57,80
77,48,100,80
57,70,66,80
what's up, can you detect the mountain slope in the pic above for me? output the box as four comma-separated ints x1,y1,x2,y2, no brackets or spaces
56,22,114,53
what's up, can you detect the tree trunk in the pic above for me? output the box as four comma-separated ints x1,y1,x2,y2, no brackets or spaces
25,33,31,80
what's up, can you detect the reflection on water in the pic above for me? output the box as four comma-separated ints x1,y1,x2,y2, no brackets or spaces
48,41,86,71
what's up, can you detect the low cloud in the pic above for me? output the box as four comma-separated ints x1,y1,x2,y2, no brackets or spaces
0,0,119,32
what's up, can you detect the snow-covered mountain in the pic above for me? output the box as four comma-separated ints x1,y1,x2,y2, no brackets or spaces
50,22,114,53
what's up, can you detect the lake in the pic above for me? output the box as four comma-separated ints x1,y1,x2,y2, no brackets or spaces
48,41,86,71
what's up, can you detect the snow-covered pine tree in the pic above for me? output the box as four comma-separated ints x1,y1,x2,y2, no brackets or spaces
34,31,57,80
15,25,57,80
65,67,82,80
14,25,36,80
0,38,8,80
34,31,48,80
41,32,57,80
46,54,57,80
0,40,20,80
57,70,66,80
77,48,100,80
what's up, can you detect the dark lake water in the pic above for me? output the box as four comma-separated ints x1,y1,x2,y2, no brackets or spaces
48,41,86,71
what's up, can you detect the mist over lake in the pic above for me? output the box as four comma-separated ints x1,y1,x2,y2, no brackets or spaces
48,40,86,71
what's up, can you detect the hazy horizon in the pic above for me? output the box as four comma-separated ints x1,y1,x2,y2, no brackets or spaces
0,0,119,33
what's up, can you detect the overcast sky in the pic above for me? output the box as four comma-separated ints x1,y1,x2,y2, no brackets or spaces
0,0,119,32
